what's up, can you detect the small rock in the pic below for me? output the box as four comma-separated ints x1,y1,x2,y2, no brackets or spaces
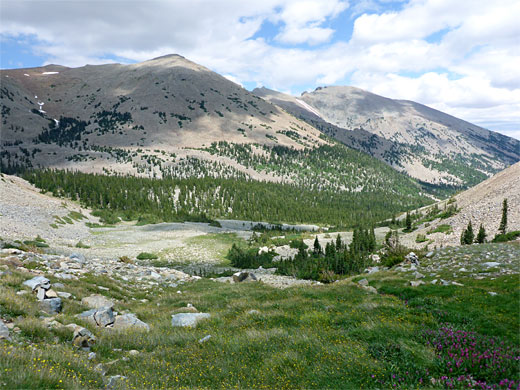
451,281,464,286
0,322,10,341
414,272,425,279
36,287,47,301
363,285,378,294
431,279,438,285
72,327,96,348
247,309,260,315
23,276,51,291
199,335,212,343
40,298,62,315
425,251,434,258
16,290,29,295
128,350,139,356
57,291,72,299
410,280,425,287
488,292,498,296
81,294,114,309
483,262,500,268
171,313,211,328
45,289,59,298
88,352,96,360
97,286,109,291
106,375,127,389
357,278,369,286
366,266,379,274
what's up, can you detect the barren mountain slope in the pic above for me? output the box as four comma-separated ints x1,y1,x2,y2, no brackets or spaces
1,55,325,179
401,162,520,248
254,86,520,188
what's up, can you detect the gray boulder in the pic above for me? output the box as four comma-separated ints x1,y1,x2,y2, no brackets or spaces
23,276,51,291
232,272,257,283
171,313,211,328
72,327,96,348
113,313,149,331
357,278,369,286
40,298,62,315
93,307,115,327
81,294,114,309
0,322,10,341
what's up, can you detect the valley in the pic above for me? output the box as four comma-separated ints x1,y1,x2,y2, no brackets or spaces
1,53,519,390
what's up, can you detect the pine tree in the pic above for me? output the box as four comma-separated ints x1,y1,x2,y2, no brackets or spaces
405,212,412,231
475,224,487,244
335,234,343,251
499,198,508,235
313,236,322,255
460,221,474,245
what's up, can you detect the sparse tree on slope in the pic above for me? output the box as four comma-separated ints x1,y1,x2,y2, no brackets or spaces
499,198,508,235
475,224,487,244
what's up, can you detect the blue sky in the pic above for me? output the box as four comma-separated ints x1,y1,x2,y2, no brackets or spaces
1,0,519,139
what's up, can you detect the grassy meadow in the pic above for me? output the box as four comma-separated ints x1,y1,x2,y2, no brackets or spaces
0,243,519,389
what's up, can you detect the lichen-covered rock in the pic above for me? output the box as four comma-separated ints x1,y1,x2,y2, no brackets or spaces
113,313,149,331
40,297,62,314
171,313,210,328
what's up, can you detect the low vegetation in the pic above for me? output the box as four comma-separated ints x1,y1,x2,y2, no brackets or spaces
1,242,518,389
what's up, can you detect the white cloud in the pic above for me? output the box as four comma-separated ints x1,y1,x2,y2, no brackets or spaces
273,0,349,44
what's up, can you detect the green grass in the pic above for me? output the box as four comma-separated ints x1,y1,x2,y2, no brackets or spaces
0,243,518,389
429,224,453,234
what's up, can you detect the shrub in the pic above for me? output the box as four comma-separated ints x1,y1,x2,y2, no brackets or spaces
492,230,520,243
415,234,428,243
136,252,158,260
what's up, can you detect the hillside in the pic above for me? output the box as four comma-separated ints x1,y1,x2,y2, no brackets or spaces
1,56,435,226
254,86,520,190
400,162,520,248
1,55,327,179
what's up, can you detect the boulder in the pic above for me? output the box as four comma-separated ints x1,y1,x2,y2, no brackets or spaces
113,313,149,331
23,276,51,291
405,252,419,264
40,298,62,315
0,322,10,341
171,313,211,328
357,278,369,286
81,294,114,309
93,307,115,327
232,272,257,283
72,327,96,348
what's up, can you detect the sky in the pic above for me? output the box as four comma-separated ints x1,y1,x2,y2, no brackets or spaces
1,0,519,140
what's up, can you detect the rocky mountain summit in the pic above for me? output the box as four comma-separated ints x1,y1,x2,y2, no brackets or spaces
1,54,324,179
254,86,520,188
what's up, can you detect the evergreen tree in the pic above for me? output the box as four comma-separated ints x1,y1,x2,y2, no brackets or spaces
499,198,508,235
313,236,322,255
335,234,343,251
405,212,412,231
460,221,474,245
475,224,487,244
